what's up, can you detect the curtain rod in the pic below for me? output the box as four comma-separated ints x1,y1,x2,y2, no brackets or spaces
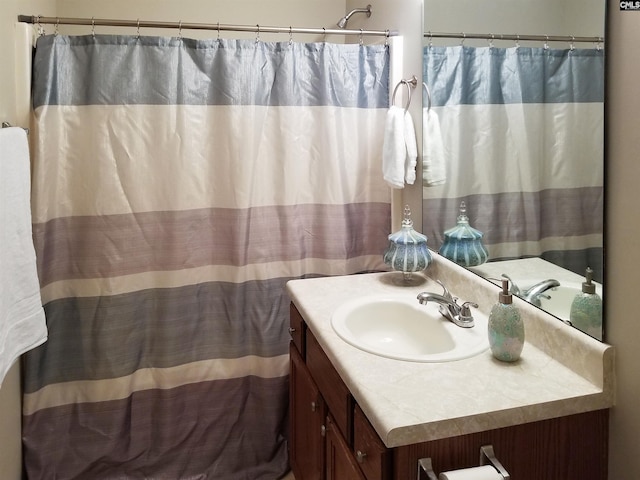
18,15,398,38
424,31,604,44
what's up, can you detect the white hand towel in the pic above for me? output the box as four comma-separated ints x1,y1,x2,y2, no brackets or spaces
404,109,418,185
382,106,406,188
0,127,47,387
382,106,419,188
422,107,447,186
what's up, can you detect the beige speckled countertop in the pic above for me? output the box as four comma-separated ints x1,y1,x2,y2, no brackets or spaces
286,254,614,448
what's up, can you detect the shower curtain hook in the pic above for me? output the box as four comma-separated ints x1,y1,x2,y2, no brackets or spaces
54,18,59,36
136,19,140,39
217,22,221,41
91,17,95,38
596,37,603,51
36,15,45,37
385,30,390,47
256,24,260,44
570,35,576,51
461,32,465,46
322,27,327,43
289,26,293,46
488,34,494,49
515,34,520,49
359,29,363,46
544,35,550,50
427,31,433,48
178,20,183,40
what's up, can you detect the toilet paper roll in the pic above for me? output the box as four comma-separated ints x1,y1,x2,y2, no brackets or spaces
438,465,502,480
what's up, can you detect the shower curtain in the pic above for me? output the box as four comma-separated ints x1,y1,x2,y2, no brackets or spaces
23,34,390,479
422,45,604,281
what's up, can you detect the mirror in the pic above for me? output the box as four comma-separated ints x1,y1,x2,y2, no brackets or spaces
421,1,605,340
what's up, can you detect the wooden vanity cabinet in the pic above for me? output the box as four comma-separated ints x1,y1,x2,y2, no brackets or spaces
289,304,391,480
289,303,608,480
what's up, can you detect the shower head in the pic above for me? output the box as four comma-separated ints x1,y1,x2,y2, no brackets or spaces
336,4,372,29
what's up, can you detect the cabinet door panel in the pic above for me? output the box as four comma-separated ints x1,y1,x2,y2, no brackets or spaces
290,343,326,480
306,329,354,445
354,405,392,480
326,414,366,480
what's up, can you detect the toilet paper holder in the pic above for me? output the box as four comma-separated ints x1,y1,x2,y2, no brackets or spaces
417,445,510,480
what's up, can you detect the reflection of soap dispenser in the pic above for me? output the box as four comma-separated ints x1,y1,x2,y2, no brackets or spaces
488,279,525,362
570,267,602,340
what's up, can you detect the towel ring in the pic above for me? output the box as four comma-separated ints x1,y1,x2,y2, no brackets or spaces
422,82,432,111
392,79,413,112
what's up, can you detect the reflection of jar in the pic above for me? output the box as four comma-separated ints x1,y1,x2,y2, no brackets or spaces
383,205,432,280
439,201,489,267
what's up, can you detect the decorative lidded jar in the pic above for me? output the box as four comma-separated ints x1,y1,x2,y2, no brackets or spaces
383,205,432,282
439,201,489,267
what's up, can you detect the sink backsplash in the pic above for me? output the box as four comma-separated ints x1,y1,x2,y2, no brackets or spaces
425,251,612,393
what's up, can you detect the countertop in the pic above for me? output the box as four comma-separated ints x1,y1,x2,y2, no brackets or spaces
285,255,614,448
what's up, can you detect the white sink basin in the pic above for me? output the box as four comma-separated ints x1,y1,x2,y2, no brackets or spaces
538,283,603,322
331,295,489,363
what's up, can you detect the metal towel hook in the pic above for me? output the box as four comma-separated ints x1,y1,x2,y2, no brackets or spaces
392,75,417,112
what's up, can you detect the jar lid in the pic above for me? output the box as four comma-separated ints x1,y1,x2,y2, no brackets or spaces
443,201,484,241
388,205,428,246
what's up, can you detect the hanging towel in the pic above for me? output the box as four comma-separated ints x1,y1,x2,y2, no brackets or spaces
422,107,447,186
0,127,47,387
382,106,418,188
404,110,418,185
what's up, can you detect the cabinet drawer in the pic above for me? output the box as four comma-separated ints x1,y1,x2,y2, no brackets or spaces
290,303,306,357
354,404,392,480
306,329,354,445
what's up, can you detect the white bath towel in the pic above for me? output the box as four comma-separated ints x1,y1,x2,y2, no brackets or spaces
382,106,418,188
0,127,47,387
422,107,447,186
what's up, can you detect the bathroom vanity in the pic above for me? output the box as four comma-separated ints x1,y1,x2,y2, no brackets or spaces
286,256,614,480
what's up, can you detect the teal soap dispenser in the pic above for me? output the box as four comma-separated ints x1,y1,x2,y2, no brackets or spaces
570,267,602,340
488,279,525,362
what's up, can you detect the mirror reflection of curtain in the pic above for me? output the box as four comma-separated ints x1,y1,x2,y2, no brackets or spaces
422,45,604,281
22,34,390,479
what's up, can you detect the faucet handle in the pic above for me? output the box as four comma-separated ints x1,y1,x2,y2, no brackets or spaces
460,301,478,316
458,301,478,327
435,280,454,301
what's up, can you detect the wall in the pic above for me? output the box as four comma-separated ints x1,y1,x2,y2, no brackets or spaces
0,2,55,478
56,0,346,40
606,1,640,477
424,0,604,46
4,0,636,477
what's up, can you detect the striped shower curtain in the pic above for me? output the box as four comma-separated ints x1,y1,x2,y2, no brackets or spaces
422,45,604,281
23,34,390,479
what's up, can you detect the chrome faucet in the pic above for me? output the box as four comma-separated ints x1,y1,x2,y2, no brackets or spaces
500,274,560,307
416,281,478,328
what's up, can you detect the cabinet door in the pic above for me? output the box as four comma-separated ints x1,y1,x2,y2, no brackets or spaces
354,405,392,480
290,343,326,480
326,414,366,480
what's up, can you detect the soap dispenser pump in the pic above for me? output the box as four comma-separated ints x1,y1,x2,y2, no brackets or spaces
569,267,602,340
488,279,525,362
